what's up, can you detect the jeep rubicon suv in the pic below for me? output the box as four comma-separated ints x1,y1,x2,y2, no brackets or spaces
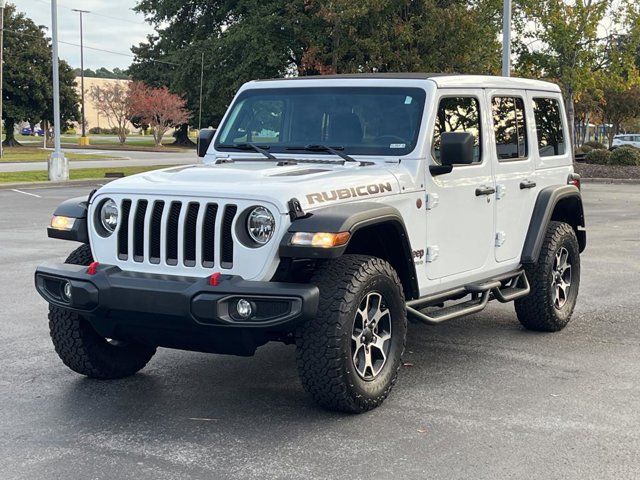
36,74,585,413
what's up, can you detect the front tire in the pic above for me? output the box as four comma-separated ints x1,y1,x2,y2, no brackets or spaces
295,255,407,413
516,221,581,332
49,244,156,379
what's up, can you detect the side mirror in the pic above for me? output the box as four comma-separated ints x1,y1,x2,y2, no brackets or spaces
198,129,216,158
440,132,475,166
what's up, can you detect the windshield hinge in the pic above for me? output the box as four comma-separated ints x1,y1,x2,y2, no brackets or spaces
288,198,307,221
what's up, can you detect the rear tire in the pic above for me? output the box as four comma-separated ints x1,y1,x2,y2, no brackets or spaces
49,244,156,379
295,255,407,413
516,221,580,332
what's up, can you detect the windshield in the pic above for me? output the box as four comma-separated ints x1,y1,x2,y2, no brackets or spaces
215,87,426,156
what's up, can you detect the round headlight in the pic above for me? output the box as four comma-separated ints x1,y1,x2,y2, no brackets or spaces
99,199,119,234
246,206,275,245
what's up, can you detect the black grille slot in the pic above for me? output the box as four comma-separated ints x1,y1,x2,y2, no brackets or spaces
166,201,182,265
133,200,148,262
202,203,218,268
117,200,132,260
149,201,164,264
183,203,200,267
220,205,237,269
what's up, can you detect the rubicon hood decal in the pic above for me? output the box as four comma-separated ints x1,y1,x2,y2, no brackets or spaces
306,182,394,205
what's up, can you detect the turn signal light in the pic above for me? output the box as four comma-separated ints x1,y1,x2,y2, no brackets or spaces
50,215,75,231
290,231,350,248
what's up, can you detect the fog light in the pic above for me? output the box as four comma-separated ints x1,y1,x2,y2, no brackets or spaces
62,281,72,302
236,299,252,319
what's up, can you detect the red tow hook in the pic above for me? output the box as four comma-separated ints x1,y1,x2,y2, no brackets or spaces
87,262,100,275
209,272,221,286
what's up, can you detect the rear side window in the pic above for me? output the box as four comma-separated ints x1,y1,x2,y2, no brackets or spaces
533,97,566,157
492,96,527,160
432,96,482,164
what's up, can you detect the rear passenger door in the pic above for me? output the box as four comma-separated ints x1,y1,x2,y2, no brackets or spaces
488,90,536,263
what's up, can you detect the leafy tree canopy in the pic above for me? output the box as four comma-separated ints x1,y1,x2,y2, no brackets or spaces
129,0,503,127
2,3,79,146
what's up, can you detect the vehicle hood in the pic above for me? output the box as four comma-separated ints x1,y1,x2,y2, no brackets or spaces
94,161,402,214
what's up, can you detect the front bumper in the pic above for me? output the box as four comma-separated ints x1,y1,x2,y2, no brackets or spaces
35,262,318,355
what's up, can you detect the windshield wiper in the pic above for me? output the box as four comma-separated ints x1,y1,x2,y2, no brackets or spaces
285,144,357,163
219,142,277,160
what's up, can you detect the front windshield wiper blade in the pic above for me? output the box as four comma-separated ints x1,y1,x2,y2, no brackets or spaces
218,142,277,160
285,144,357,163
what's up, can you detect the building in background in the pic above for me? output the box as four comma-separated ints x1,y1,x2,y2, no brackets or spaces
74,76,136,133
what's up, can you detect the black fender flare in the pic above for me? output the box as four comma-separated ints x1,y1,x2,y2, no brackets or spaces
47,196,90,243
521,185,585,264
279,202,419,298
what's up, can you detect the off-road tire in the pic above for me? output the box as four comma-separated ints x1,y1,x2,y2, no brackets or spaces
516,221,580,332
295,255,407,413
48,244,156,379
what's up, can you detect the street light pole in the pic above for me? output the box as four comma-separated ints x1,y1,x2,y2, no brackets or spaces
49,0,68,181
0,0,5,159
72,9,89,146
502,0,512,77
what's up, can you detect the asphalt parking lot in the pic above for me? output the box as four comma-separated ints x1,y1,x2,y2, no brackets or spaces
0,182,638,480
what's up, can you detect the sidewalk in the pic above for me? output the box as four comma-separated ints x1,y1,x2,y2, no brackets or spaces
0,149,197,172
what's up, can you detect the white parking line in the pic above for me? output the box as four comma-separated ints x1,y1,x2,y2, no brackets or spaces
11,189,42,198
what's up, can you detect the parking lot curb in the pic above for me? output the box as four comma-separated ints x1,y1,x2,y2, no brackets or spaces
580,177,640,184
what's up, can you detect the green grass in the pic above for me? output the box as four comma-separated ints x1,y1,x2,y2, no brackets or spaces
0,165,176,183
1,147,120,163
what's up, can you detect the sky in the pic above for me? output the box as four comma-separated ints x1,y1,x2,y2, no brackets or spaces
12,0,155,70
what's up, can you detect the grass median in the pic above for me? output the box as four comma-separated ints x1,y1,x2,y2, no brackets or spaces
0,165,176,184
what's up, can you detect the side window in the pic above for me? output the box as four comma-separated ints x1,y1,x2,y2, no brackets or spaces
492,96,527,160
533,97,566,157
432,96,481,164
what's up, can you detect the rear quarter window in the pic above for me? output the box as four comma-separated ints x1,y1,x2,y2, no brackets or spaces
533,97,566,157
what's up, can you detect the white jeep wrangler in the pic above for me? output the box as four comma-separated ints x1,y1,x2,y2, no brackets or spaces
36,74,585,413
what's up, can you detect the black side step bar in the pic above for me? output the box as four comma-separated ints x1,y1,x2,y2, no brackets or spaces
406,270,530,325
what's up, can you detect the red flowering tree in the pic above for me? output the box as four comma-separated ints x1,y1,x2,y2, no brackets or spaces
128,82,191,147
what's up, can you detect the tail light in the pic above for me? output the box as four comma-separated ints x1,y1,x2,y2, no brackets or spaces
568,173,581,190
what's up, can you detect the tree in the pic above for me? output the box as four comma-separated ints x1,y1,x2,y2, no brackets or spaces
129,0,503,129
128,82,190,146
2,4,79,146
88,82,131,144
514,0,640,150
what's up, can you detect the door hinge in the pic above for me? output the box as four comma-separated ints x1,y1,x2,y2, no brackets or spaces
426,245,439,262
496,184,507,200
495,231,506,247
425,193,439,210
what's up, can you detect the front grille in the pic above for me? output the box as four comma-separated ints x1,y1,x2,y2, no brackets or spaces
115,198,238,270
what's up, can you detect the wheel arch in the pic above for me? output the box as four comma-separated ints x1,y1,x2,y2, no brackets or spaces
279,202,419,300
48,195,91,244
521,185,586,264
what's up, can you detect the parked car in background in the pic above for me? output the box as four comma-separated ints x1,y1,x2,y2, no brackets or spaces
19,127,44,137
611,134,640,150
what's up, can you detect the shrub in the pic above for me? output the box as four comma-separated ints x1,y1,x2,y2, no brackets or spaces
108,127,129,135
577,145,593,154
89,127,103,135
585,149,611,165
609,146,640,166
64,128,76,135
584,140,607,150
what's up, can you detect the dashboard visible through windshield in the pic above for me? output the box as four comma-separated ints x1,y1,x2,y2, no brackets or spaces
215,87,426,156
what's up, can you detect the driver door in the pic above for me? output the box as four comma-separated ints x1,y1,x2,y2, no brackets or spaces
425,91,495,281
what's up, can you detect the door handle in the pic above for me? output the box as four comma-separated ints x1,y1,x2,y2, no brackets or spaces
520,180,537,189
475,186,496,196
